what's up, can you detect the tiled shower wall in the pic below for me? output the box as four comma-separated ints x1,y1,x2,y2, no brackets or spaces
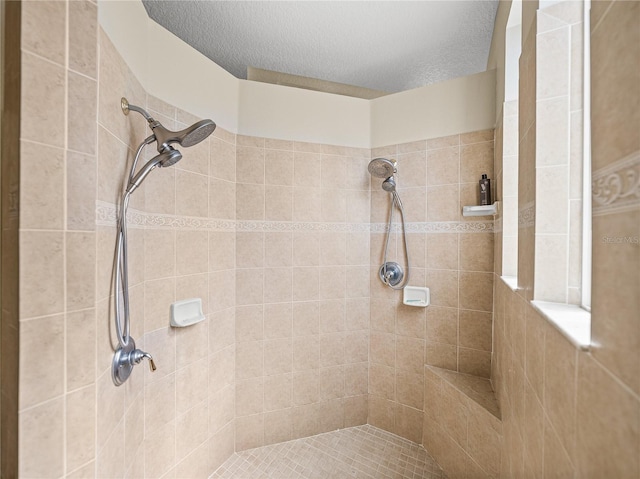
18,13,372,475
491,1,640,477
367,132,495,443
17,1,102,477
231,137,371,451
94,30,239,474
14,2,498,477
17,4,238,474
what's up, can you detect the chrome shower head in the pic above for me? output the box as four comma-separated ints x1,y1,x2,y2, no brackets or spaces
382,176,397,192
127,148,182,194
121,97,216,153
122,97,216,194
152,119,216,152
368,158,397,178
156,147,183,168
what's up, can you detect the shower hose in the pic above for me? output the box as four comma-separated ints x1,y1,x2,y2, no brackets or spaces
381,189,411,290
114,137,154,348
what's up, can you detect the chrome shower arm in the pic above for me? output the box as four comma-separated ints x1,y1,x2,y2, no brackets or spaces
121,97,154,123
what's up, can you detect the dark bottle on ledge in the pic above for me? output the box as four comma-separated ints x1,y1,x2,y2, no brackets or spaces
479,174,491,206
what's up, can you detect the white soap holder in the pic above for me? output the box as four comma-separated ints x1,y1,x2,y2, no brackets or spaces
403,286,430,307
170,298,205,327
462,202,499,217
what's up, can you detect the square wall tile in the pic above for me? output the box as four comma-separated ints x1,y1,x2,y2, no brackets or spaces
19,397,64,478
22,0,66,64
19,231,64,319
20,141,64,230
459,272,494,312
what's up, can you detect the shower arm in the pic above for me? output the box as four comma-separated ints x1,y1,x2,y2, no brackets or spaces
121,97,154,123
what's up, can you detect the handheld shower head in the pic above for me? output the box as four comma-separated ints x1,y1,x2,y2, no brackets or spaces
382,176,396,192
368,158,397,178
127,148,182,194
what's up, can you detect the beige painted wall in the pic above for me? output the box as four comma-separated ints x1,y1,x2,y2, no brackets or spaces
98,0,240,133
99,0,497,148
237,79,371,147
370,71,496,148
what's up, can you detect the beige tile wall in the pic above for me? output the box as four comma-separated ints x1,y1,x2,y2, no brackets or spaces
499,100,519,278
517,14,537,302
13,3,499,478
17,1,238,474
534,1,585,305
233,137,371,451
493,277,639,478
589,0,640,401
492,3,640,478
368,131,495,444
17,2,99,478
423,366,501,478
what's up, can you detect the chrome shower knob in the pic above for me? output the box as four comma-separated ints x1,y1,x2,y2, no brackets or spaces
378,262,404,287
130,349,157,372
111,337,156,386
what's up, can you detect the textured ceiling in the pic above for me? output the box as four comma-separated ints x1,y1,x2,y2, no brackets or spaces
142,1,499,94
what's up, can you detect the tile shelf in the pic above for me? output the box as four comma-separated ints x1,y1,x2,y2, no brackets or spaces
462,202,498,217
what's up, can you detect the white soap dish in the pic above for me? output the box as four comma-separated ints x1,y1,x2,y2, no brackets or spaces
462,202,498,217
170,298,205,327
403,286,430,307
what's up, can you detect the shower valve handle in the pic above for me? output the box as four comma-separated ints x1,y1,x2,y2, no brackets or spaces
112,338,156,386
131,349,157,372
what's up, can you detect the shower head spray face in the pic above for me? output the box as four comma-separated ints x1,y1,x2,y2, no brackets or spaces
152,119,216,152
382,176,397,192
179,120,217,147
368,158,397,178
127,148,183,194
157,148,183,168
121,97,217,153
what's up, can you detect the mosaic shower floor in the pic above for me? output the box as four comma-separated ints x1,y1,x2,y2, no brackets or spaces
210,424,447,479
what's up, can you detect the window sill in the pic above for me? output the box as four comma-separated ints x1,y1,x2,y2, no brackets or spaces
531,300,591,351
501,275,518,291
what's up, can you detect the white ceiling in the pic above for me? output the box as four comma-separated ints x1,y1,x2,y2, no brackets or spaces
142,1,499,94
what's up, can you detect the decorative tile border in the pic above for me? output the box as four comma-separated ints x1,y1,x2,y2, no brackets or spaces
518,201,535,229
592,150,640,217
97,201,494,233
371,221,494,233
96,201,235,231
236,221,370,233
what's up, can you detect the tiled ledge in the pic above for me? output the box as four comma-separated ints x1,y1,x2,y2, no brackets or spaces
423,366,502,479
426,366,500,420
